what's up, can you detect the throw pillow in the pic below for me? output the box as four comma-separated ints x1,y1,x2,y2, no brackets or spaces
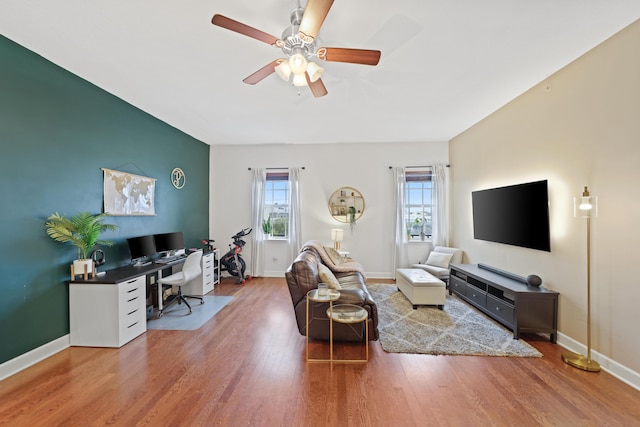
425,251,453,268
324,246,345,265
318,263,341,290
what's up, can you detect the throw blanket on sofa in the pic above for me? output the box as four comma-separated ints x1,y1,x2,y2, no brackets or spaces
301,240,367,279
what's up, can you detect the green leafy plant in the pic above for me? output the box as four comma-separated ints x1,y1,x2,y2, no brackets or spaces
262,216,272,235
45,212,118,260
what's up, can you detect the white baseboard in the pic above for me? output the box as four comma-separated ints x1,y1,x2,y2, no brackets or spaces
366,272,395,280
557,332,640,391
0,335,70,381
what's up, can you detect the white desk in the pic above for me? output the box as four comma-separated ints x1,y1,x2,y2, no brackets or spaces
68,253,213,347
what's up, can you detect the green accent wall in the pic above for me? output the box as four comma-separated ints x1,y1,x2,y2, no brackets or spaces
0,35,210,364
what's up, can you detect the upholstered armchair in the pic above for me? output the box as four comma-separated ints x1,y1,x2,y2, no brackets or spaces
411,246,463,283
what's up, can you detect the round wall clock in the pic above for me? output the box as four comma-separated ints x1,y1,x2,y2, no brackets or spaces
171,167,186,189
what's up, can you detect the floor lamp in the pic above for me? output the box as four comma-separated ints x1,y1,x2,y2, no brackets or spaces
561,186,601,372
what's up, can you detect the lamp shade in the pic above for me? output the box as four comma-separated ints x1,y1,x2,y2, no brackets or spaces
292,73,308,87
574,186,598,218
331,229,344,242
288,52,308,74
306,61,324,82
275,60,292,81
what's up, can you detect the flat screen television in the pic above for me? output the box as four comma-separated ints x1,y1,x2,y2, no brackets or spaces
472,180,551,252
127,235,157,265
154,231,185,257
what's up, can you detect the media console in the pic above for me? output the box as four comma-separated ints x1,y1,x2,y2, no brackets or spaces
449,263,558,343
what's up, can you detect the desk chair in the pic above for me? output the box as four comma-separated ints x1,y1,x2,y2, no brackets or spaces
157,251,203,317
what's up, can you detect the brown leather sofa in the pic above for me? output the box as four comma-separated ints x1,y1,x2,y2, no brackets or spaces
285,244,379,342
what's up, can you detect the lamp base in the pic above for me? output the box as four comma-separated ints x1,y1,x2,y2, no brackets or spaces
561,350,601,372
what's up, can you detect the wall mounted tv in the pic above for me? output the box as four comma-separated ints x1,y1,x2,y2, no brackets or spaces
472,180,551,252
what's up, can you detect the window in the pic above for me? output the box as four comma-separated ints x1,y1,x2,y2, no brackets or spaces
405,168,433,241
264,171,289,238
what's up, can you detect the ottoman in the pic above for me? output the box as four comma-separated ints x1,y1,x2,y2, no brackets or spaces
396,268,446,310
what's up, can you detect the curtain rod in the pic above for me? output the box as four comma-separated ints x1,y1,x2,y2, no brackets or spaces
248,167,305,170
388,165,450,169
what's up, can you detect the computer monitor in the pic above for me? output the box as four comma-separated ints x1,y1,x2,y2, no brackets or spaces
154,232,185,257
127,235,157,266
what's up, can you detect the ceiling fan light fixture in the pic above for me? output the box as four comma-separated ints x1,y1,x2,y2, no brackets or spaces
306,61,323,82
292,72,308,87
289,51,308,74
275,60,292,81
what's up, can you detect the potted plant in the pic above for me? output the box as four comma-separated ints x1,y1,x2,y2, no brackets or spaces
45,211,118,274
262,216,272,236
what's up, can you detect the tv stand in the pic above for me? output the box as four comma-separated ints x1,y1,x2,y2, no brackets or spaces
449,264,558,343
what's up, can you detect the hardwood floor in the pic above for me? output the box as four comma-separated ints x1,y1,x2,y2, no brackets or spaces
1,276,639,426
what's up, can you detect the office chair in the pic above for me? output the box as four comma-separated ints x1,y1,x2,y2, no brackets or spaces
157,251,203,316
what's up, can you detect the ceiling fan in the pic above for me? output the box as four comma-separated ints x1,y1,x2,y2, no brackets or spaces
211,0,381,98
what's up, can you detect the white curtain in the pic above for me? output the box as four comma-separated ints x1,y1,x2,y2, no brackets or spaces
432,164,449,247
287,167,302,264
250,168,266,277
393,167,408,275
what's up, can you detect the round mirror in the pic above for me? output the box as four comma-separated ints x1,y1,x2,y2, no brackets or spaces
328,187,365,223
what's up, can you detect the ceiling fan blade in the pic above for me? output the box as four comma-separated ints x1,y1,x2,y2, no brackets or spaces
212,14,281,46
306,73,328,98
242,60,282,85
298,0,335,42
317,47,381,66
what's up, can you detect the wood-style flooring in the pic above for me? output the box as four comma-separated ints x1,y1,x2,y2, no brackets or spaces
1,276,639,426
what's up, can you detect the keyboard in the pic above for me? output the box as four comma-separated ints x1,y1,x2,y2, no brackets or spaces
155,255,187,264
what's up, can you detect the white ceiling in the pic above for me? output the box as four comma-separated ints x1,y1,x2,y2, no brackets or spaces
2,1,640,145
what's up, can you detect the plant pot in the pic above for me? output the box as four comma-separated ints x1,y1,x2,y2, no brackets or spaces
73,259,94,275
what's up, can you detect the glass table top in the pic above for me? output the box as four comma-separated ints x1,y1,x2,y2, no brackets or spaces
326,304,367,324
307,288,340,302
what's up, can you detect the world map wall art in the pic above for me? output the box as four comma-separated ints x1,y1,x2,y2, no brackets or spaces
102,168,156,216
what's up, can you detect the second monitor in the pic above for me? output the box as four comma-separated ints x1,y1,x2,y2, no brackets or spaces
154,231,185,258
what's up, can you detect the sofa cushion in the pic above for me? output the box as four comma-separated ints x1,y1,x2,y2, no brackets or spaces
318,263,341,290
425,251,453,268
432,246,463,264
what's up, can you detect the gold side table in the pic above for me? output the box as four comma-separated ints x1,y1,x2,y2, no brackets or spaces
326,304,369,363
306,289,340,363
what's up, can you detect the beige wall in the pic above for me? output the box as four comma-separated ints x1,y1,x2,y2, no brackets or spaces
450,19,640,375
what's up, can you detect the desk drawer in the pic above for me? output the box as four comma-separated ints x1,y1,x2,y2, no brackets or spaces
119,312,146,345
118,276,145,313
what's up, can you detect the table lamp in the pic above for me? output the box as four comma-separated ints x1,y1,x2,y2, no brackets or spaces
331,228,344,250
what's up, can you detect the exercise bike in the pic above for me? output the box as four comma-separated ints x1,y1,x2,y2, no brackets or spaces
204,227,252,284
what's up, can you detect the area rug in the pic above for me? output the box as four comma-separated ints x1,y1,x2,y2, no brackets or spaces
146,295,233,331
367,283,542,357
